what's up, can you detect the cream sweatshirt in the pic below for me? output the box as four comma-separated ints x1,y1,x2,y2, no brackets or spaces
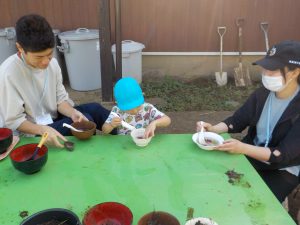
0,54,72,131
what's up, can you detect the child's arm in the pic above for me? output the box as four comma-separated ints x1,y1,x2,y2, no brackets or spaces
102,117,122,134
145,115,171,138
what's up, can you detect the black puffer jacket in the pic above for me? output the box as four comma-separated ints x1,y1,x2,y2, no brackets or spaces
223,87,300,170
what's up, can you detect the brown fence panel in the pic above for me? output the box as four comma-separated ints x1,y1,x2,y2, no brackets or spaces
0,0,299,52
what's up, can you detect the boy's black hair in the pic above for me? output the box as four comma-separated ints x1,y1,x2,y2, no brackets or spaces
16,14,54,52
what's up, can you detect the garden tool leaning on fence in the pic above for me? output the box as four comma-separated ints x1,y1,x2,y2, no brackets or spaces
234,18,252,87
215,26,227,86
260,22,269,51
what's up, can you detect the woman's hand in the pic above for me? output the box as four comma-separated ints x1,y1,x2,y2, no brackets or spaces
196,121,228,134
214,138,245,154
196,121,213,132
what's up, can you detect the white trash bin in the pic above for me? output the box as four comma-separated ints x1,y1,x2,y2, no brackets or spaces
0,27,17,65
112,40,145,83
53,29,68,82
58,28,101,91
52,29,62,64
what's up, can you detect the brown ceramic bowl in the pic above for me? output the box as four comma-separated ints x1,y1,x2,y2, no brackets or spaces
0,128,13,154
71,121,96,140
138,211,180,225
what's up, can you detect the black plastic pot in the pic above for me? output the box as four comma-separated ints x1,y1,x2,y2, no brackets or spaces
20,208,81,225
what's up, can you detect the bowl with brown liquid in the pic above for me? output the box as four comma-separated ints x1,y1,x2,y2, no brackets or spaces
130,128,152,147
192,132,224,150
71,121,96,140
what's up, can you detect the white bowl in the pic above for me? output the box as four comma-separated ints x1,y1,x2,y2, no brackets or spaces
192,132,224,150
185,217,219,225
130,128,152,147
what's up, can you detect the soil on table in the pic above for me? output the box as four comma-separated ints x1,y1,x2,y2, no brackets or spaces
19,211,28,218
225,169,244,184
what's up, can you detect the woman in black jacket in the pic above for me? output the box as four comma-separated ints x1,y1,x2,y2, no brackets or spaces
197,40,300,202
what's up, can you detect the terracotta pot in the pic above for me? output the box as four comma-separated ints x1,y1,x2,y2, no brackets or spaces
138,211,180,225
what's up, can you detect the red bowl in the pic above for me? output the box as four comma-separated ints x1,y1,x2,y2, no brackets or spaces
83,202,133,225
0,128,13,154
10,143,48,174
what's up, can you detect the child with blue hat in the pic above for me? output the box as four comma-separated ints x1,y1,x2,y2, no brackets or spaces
102,77,171,137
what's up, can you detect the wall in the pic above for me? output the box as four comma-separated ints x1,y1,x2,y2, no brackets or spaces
142,55,263,82
1,0,299,52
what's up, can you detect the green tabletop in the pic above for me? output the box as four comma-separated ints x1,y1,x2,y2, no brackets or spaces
0,134,296,225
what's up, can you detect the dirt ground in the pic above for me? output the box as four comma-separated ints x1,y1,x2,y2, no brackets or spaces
65,84,300,224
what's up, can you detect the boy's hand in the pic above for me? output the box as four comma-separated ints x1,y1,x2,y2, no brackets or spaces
110,117,122,128
71,109,88,122
40,125,67,148
145,121,157,138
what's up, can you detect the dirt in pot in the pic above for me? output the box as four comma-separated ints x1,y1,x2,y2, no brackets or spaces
143,211,179,225
195,221,206,225
38,219,70,225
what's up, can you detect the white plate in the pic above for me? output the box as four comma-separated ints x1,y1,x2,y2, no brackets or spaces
192,132,224,150
185,217,219,225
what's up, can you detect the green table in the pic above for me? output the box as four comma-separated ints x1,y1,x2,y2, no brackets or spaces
0,134,296,225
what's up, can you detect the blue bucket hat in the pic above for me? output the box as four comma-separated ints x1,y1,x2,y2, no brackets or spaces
114,77,144,111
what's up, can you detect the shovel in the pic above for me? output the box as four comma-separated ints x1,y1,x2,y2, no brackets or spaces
260,22,269,51
215,26,227,86
233,18,252,87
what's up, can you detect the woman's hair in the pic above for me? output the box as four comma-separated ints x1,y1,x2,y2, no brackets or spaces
16,14,54,52
280,64,300,85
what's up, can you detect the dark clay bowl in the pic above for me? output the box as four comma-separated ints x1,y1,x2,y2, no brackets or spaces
71,121,96,140
138,211,180,225
83,202,133,225
0,128,13,154
10,143,48,174
20,208,81,225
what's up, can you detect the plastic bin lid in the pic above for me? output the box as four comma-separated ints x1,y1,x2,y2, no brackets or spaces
112,40,145,53
58,28,99,41
0,27,15,37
